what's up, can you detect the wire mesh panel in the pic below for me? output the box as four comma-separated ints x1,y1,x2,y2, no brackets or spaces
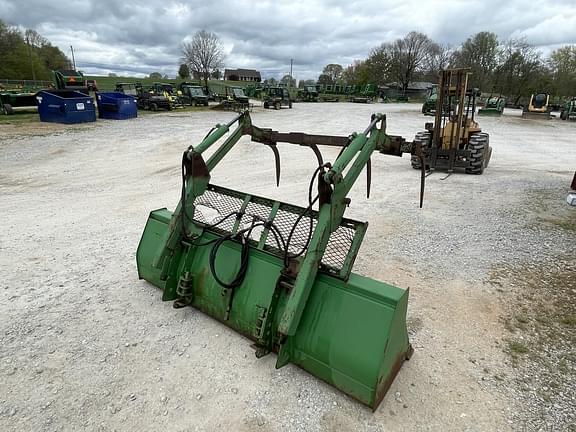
192,184,366,279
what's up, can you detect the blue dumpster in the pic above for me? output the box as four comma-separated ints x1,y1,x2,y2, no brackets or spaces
37,90,96,124
96,92,138,120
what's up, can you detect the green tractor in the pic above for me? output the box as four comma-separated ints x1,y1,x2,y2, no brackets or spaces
560,97,576,120
215,86,251,111
421,85,438,115
136,84,172,111
178,82,209,106
150,82,183,108
478,95,506,116
115,82,140,96
297,85,319,102
263,86,293,109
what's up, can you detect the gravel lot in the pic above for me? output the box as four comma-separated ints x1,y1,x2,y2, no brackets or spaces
1,103,574,432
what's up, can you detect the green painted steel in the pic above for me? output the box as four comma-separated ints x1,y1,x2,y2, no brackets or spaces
478,96,505,116
561,98,576,120
136,112,413,409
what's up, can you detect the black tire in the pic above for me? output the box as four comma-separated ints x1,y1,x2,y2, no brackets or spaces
560,110,567,120
3,103,13,115
151,103,158,111
466,132,490,174
274,102,280,110
289,101,293,109
411,131,430,170
264,101,269,109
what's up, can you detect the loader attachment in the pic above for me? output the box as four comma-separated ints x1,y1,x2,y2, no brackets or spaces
136,112,417,409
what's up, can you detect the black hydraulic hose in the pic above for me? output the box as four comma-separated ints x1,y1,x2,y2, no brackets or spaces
209,230,251,290
282,164,328,267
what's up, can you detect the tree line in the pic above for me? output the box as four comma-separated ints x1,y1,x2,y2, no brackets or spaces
0,20,70,81
317,31,576,102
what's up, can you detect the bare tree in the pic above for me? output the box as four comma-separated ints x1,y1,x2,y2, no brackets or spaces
387,31,436,95
24,29,47,48
181,30,225,89
424,43,452,77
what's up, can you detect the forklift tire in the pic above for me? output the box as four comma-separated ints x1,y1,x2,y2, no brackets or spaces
3,104,13,115
466,133,489,174
274,102,280,110
411,131,430,170
264,101,269,109
167,105,172,111
151,103,158,111
560,111,567,120
289,101,293,109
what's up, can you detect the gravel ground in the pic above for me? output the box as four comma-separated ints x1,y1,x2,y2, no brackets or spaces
0,103,574,432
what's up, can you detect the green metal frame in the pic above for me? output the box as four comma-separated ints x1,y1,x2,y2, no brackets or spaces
136,111,416,409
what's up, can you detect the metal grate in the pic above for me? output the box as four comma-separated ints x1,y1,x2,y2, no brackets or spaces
192,184,365,278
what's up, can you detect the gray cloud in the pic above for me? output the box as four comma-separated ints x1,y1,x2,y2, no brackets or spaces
1,0,575,79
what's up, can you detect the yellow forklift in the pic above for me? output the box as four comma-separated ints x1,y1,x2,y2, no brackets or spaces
411,68,492,176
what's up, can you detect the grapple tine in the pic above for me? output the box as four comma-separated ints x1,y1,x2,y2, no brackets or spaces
417,144,426,208
268,143,281,186
366,157,372,199
309,143,324,167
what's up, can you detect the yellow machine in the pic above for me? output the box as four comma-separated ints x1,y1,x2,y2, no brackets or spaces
522,93,550,119
411,68,492,175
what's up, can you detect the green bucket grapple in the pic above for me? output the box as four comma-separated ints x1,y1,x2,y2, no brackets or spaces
137,112,421,409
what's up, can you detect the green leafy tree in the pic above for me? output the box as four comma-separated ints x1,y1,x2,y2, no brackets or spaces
549,45,576,97
321,64,343,83
364,45,392,85
280,74,296,87
341,60,370,85
178,63,190,79
0,20,69,80
317,74,332,85
211,69,222,79
497,38,543,104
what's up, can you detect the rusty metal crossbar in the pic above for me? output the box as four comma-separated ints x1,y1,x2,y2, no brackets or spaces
192,184,367,280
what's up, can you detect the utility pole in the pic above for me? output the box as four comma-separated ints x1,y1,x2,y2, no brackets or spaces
26,34,36,81
70,45,76,70
289,59,293,90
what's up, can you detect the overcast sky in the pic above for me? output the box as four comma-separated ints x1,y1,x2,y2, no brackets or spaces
1,0,575,79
